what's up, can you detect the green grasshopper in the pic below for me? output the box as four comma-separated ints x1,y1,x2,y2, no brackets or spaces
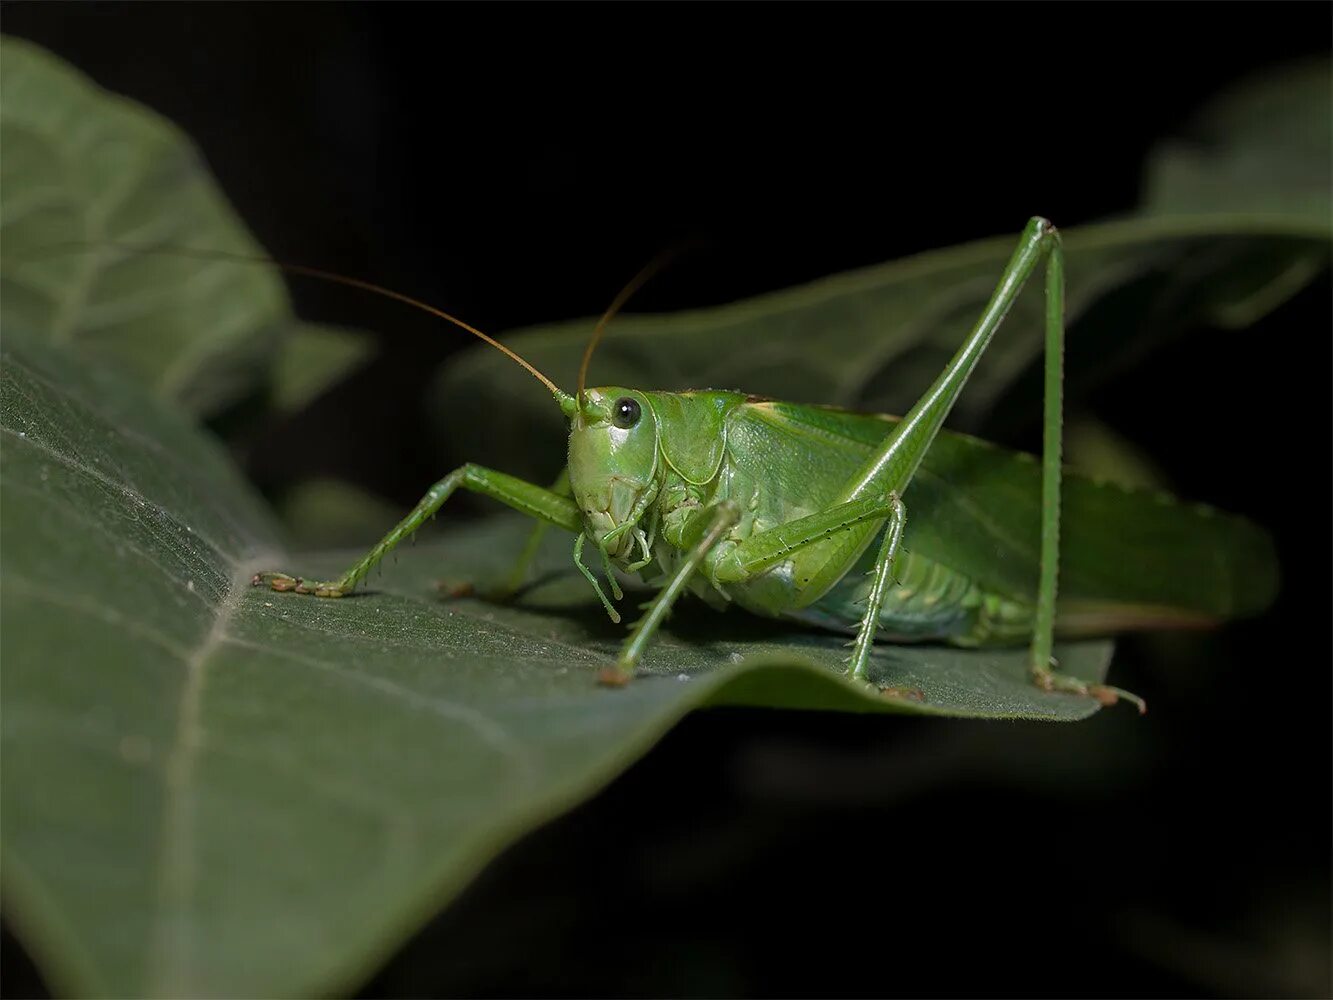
255,219,1277,710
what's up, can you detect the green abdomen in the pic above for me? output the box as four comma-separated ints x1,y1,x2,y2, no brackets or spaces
782,548,1036,646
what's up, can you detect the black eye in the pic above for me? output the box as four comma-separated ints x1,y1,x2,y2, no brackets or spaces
611,396,641,429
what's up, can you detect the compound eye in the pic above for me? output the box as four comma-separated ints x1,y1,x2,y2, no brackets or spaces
611,396,642,429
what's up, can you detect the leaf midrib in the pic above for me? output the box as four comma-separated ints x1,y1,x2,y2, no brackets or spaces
144,560,257,996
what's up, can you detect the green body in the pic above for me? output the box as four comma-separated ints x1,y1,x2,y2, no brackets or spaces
569,388,1275,647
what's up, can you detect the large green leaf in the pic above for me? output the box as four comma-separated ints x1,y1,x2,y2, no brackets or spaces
0,37,370,417
0,331,1114,997
430,61,1331,481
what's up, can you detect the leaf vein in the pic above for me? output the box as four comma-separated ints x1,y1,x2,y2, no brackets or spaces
145,557,277,996
221,634,537,795
0,423,242,567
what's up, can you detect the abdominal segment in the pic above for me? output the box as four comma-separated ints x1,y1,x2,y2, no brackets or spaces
780,548,1037,647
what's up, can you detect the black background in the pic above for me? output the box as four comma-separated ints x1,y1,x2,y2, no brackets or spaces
3,5,1330,997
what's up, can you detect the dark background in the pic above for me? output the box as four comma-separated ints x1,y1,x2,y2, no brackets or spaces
3,5,1330,997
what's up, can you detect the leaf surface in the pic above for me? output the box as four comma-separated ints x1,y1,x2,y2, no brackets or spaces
1,332,1112,998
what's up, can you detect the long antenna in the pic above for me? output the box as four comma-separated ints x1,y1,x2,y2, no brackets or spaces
576,249,678,404
11,242,564,396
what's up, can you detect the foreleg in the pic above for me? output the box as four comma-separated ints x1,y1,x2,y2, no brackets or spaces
489,467,572,599
254,464,581,597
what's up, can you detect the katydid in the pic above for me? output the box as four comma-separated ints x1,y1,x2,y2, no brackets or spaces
254,218,1277,711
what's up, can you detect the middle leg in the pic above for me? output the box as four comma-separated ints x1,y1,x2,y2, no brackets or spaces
847,495,907,681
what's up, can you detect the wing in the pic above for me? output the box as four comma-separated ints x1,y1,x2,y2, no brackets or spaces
726,401,1277,626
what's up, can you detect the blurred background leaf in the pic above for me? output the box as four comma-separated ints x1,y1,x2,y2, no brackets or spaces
1143,58,1331,220
0,37,373,420
268,323,375,417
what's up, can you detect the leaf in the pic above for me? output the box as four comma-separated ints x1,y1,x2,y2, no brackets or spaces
429,59,1331,482
268,323,375,417
0,37,370,416
273,476,409,550
1063,416,1171,493
0,331,1115,998
1143,58,1332,223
